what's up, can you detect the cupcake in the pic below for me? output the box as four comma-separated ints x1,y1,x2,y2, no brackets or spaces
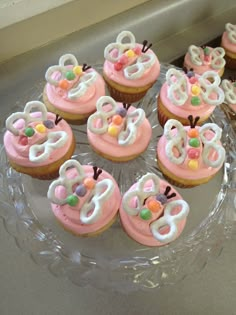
183,44,225,76
221,23,236,69
47,159,121,236
87,96,152,162
103,30,160,103
3,101,75,179
221,78,236,128
43,53,105,124
157,68,224,127
119,173,190,246
156,117,225,188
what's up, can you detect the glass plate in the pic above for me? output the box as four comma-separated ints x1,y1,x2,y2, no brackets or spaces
0,64,236,292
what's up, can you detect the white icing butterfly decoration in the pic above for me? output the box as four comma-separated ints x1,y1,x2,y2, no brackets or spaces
226,23,236,44
188,45,225,69
166,68,224,106
221,79,236,105
122,173,189,244
104,31,155,80
45,53,97,100
164,118,225,168
47,160,114,225
88,96,145,146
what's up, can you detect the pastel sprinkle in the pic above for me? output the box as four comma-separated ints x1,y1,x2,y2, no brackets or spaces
35,124,46,133
188,159,199,170
24,127,35,137
191,96,201,106
66,195,79,206
73,66,83,75
119,55,129,65
114,62,123,71
140,208,152,220
156,194,167,204
189,138,200,148
188,148,200,159
83,178,95,189
66,71,76,81
58,79,69,90
112,115,123,125
125,49,135,58
43,120,54,129
187,128,199,138
116,107,127,118
191,85,201,96
75,184,87,197
108,125,119,137
147,199,161,213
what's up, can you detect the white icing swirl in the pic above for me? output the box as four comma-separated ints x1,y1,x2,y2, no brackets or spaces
150,200,189,243
164,119,187,164
29,131,68,163
166,68,188,106
226,23,236,44
88,96,145,146
221,79,236,105
47,160,114,225
6,101,47,136
45,53,98,100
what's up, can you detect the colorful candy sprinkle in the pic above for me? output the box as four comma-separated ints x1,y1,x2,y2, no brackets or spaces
24,127,35,137
19,136,28,146
66,71,76,81
204,47,210,56
112,115,123,125
147,199,161,213
73,66,83,75
114,62,123,71
35,123,46,133
188,159,199,170
119,55,129,65
189,138,200,148
116,107,127,118
108,125,119,137
140,208,152,220
59,79,69,90
187,71,195,78
156,194,167,204
191,96,201,106
43,120,54,129
125,49,135,58
191,85,201,96
66,195,79,206
133,46,142,55
187,128,199,138
83,178,95,189
189,76,198,84
188,148,200,159
75,184,87,197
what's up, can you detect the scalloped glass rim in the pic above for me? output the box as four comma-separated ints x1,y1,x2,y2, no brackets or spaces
0,64,236,292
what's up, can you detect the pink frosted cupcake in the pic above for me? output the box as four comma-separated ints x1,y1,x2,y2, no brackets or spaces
156,117,225,188
4,101,75,179
183,44,225,76
43,53,105,124
87,96,152,162
221,23,236,69
47,159,121,236
157,68,224,127
119,173,190,246
103,30,160,103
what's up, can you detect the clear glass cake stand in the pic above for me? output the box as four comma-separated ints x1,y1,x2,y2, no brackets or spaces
0,64,236,292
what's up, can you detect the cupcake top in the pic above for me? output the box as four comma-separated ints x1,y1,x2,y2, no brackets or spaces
119,173,190,246
4,101,73,167
45,53,105,115
184,45,225,75
221,78,236,112
157,117,225,179
48,160,121,235
103,31,160,87
159,68,224,120
221,23,236,53
87,96,152,159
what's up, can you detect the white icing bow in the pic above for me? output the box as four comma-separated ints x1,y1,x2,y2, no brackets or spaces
166,68,224,106
221,79,236,105
45,53,97,100
87,96,145,146
104,31,156,80
188,45,225,69
225,23,236,44
122,173,189,244
164,119,225,168
47,160,114,225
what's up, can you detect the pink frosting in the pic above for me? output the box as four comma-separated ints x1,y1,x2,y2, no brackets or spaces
87,105,152,159
4,112,73,167
222,32,236,53
103,44,160,87
159,74,218,119
51,166,121,235
230,104,236,112
119,179,187,246
184,47,223,75
46,68,105,114
157,126,223,180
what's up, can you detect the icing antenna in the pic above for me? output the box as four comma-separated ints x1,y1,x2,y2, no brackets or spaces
142,40,152,53
55,114,63,125
188,115,200,128
163,186,176,199
122,103,131,110
93,166,103,180
82,63,91,71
